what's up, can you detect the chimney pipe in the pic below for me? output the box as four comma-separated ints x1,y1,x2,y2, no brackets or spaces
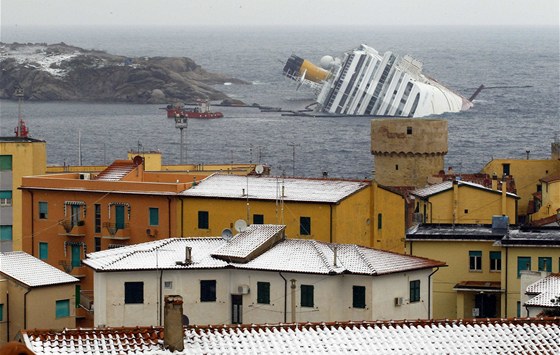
333,246,338,267
164,295,184,352
185,246,192,265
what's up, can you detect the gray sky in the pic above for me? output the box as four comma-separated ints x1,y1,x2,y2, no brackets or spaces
1,0,558,27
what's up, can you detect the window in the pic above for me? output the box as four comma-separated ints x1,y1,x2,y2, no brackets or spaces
253,214,264,224
115,205,125,229
300,284,314,307
395,164,399,170
39,201,48,219
538,257,552,272
39,242,48,260
200,280,216,302
490,251,501,271
300,217,311,236
517,256,531,277
469,251,482,271
517,301,521,317
0,304,2,321
0,226,12,252
502,163,510,176
0,156,12,171
198,211,209,229
406,126,412,135
94,237,101,252
164,281,173,289
149,207,159,226
257,282,270,304
464,209,469,214
55,299,70,318
124,282,144,304
410,280,421,302
0,191,12,206
377,213,382,229
94,204,101,233
352,286,366,308
71,245,81,268
75,285,81,308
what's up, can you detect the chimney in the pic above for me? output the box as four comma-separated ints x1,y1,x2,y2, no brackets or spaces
185,246,192,264
333,246,338,267
491,173,498,190
164,295,185,352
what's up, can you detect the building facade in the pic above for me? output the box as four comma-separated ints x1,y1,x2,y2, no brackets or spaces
0,252,78,345
84,225,444,327
0,137,46,252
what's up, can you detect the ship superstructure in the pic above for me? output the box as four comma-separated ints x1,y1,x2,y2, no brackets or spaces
283,44,473,117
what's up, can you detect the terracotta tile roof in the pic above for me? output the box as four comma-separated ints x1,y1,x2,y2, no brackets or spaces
526,273,560,308
0,251,78,287
21,318,560,354
180,174,369,203
83,225,444,275
541,173,560,183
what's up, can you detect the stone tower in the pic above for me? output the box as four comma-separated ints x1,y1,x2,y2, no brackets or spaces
371,119,448,187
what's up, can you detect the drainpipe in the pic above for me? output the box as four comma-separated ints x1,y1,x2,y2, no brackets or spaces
501,180,507,216
24,288,31,330
180,199,184,237
279,272,287,323
30,191,34,255
452,180,459,224
6,291,9,341
167,197,172,238
158,270,163,326
505,246,509,316
427,267,439,319
329,205,333,243
290,279,296,323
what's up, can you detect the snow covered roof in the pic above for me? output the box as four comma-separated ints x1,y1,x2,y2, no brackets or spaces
83,225,443,275
412,180,519,199
525,273,560,308
407,224,506,241
0,251,78,287
21,318,560,354
180,174,368,203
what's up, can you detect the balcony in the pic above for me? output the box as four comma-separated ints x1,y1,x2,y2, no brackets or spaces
58,219,87,237
79,289,94,312
102,222,130,240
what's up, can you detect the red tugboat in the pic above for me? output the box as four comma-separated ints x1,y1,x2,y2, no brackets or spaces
164,100,223,119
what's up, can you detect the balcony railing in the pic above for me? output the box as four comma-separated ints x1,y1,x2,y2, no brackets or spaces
102,222,130,240
58,219,86,237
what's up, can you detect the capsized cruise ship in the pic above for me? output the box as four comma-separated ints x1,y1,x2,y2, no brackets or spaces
282,44,476,117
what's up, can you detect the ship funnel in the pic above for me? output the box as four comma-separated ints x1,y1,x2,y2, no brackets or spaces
283,55,330,84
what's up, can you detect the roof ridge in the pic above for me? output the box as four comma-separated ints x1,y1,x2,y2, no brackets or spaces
351,244,377,274
309,240,335,273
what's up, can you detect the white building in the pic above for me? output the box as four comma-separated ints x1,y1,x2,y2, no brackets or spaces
83,224,445,327
524,273,560,317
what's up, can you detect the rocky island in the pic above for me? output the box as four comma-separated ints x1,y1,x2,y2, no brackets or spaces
0,42,247,104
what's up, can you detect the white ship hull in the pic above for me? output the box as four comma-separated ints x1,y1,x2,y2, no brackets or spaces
283,44,473,118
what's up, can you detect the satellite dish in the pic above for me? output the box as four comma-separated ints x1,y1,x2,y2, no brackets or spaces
234,219,247,233
221,228,233,241
132,155,143,166
255,164,264,175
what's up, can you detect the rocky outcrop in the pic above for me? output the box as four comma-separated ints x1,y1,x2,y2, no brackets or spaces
0,42,247,104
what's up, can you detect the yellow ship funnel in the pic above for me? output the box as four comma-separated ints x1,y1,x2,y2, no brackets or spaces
283,55,330,83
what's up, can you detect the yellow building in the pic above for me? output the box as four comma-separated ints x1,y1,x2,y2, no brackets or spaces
497,228,560,317
480,140,560,220
529,173,560,225
407,221,560,319
179,174,406,251
411,180,519,225
0,137,46,252
0,251,78,345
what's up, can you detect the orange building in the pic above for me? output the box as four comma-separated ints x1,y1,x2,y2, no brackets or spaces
20,159,204,326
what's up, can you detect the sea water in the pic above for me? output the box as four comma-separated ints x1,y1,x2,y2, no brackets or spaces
0,25,558,178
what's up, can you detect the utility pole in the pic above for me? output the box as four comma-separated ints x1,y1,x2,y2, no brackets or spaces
287,142,300,177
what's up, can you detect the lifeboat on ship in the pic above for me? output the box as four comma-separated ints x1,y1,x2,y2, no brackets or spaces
164,100,223,119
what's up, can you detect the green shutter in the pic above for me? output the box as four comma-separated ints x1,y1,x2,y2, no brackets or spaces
257,282,270,304
517,257,531,277
0,191,12,199
0,156,12,171
39,242,48,260
149,208,159,226
0,226,12,241
301,285,314,307
56,299,70,318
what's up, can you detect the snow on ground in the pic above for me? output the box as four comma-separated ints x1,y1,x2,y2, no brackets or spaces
0,43,80,77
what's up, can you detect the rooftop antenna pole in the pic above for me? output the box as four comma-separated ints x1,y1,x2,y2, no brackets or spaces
14,88,29,137
287,142,300,177
78,130,82,166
